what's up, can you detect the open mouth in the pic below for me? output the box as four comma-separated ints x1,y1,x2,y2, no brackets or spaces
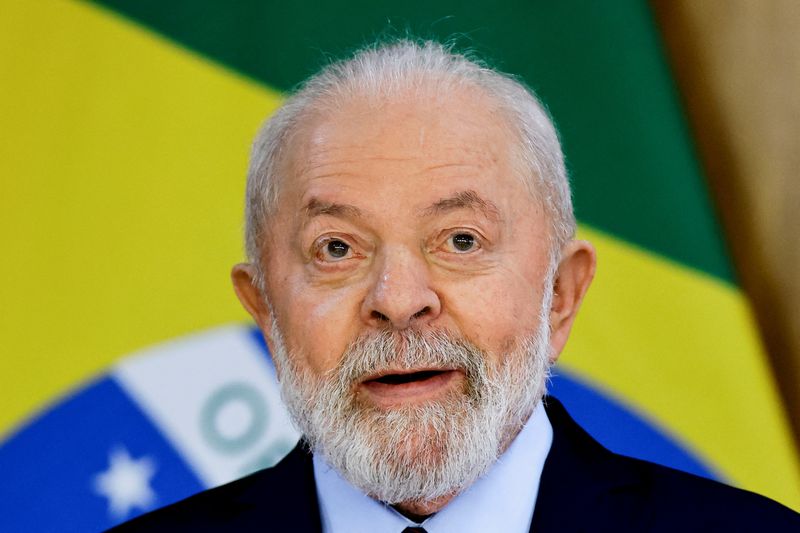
359,368,462,407
368,369,448,385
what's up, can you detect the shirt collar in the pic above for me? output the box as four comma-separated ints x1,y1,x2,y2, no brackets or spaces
313,401,553,533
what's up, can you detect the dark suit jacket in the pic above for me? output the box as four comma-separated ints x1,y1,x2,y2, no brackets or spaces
110,397,800,532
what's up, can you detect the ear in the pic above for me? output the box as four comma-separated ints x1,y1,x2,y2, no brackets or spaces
548,240,596,363
231,263,274,334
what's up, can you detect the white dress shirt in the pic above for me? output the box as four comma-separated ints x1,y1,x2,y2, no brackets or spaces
313,402,553,533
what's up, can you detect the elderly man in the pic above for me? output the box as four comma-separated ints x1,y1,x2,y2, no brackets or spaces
114,40,799,532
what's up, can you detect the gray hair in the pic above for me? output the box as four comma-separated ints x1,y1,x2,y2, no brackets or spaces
244,39,575,267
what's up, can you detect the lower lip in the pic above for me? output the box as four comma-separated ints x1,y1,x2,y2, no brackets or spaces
359,370,463,408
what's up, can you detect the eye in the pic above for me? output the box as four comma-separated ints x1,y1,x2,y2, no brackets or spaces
448,232,478,253
316,238,353,262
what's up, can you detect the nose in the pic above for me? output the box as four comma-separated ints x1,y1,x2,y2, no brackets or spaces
361,247,442,330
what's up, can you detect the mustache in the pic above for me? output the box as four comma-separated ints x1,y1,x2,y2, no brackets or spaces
330,329,489,387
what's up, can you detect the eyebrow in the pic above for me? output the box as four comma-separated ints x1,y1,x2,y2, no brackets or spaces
420,190,501,221
302,198,365,220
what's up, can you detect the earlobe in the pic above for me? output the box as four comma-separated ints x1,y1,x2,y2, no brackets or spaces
548,240,597,362
231,263,273,332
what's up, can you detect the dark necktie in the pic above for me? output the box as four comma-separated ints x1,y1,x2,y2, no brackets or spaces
402,528,428,533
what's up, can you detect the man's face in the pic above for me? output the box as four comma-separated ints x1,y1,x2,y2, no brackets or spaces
260,87,554,394
233,84,595,505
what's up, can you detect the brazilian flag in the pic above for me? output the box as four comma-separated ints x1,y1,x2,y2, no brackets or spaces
1,2,798,530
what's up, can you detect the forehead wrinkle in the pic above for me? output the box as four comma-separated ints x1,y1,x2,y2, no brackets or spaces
420,190,502,222
424,162,484,172
301,154,418,183
309,155,418,168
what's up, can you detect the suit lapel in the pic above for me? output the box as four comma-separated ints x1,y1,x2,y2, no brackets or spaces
530,397,649,533
232,441,323,531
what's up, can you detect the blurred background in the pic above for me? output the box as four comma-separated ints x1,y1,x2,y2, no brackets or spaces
653,0,800,445
1,1,798,530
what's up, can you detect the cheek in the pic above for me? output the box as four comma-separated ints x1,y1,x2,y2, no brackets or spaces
272,273,363,376
443,271,543,355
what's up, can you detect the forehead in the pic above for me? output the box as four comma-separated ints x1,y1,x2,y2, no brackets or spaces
278,84,531,217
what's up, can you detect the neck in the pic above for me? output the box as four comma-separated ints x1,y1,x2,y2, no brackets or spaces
393,493,454,521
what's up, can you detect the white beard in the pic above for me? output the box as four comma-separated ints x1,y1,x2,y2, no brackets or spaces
268,288,553,506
